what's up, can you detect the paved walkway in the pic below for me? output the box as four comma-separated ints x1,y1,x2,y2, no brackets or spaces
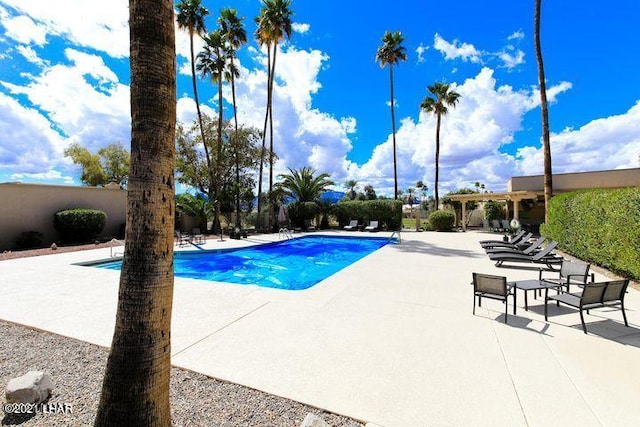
1,231,639,426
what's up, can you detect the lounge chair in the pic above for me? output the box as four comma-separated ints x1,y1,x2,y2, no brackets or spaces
480,229,525,244
490,241,562,269
501,219,511,232
490,219,502,232
544,280,629,334
472,273,516,324
485,236,545,255
343,220,359,231
480,231,531,248
364,220,379,232
539,259,593,293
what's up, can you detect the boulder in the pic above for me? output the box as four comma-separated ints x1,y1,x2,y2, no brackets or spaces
5,371,53,404
300,413,329,427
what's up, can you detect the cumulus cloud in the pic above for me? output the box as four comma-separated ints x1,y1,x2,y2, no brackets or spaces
0,0,129,58
292,22,310,34
16,45,46,66
433,33,482,63
508,30,525,40
1,14,48,45
415,43,429,63
10,169,75,184
498,48,525,69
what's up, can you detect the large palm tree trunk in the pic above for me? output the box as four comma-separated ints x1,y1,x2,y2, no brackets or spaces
434,113,442,210
95,0,175,425
215,74,224,239
268,44,278,231
257,44,272,229
535,0,553,224
231,58,241,229
389,64,398,200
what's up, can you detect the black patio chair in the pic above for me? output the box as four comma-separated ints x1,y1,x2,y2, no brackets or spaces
472,273,516,324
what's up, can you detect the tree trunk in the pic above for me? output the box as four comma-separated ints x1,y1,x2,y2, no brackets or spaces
215,71,224,240
389,64,398,200
257,44,271,228
95,0,176,425
535,0,553,224
231,57,241,229
268,44,278,230
434,113,441,210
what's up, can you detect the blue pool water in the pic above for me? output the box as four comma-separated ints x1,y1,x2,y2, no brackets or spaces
94,235,392,290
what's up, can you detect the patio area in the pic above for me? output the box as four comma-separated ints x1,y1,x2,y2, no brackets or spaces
1,230,639,426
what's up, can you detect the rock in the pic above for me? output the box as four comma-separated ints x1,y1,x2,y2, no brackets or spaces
6,371,54,404
300,413,329,427
50,243,58,250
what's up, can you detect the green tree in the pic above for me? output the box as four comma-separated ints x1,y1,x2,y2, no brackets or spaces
65,142,130,187
95,0,176,424
219,8,247,229
420,82,461,210
197,30,227,235
442,188,478,227
255,0,293,229
405,187,416,205
535,0,553,224
176,0,212,193
277,167,334,203
363,184,377,200
176,193,213,232
376,30,406,201
346,179,359,200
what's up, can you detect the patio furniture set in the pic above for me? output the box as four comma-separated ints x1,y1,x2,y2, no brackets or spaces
472,232,630,334
175,228,206,247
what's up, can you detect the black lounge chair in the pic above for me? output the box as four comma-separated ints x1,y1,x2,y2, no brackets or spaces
490,241,562,269
472,273,516,324
343,220,359,231
485,236,545,255
539,259,593,293
364,220,379,232
481,232,533,249
544,280,629,334
480,229,526,245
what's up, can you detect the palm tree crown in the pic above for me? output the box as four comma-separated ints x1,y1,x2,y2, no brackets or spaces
277,167,334,203
376,30,406,200
420,82,461,210
176,0,208,36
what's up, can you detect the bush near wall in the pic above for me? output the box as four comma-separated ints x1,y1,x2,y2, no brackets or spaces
541,188,640,280
429,209,455,231
54,208,107,243
335,199,403,230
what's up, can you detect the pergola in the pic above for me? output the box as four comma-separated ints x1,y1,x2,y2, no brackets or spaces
445,190,541,231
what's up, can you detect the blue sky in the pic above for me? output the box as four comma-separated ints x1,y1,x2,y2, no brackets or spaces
0,0,639,196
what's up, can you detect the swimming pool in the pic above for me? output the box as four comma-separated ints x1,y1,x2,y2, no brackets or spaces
93,235,392,290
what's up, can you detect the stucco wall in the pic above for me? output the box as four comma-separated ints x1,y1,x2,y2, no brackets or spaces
0,183,126,250
508,168,640,192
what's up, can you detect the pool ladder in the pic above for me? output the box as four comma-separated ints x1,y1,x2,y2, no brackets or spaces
278,228,293,240
389,230,401,244
109,238,125,257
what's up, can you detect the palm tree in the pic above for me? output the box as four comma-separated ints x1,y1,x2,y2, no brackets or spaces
256,0,293,230
376,31,406,201
95,0,176,424
535,0,553,224
176,0,213,194
176,193,213,232
346,179,359,200
277,167,334,203
197,30,227,238
420,82,461,210
406,187,416,205
219,8,247,229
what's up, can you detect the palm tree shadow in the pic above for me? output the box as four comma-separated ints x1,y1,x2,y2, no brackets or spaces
390,237,482,258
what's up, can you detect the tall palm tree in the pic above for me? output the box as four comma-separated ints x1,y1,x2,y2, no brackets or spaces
176,0,213,196
95,0,176,425
219,8,247,229
535,0,553,224
197,30,227,239
277,166,334,203
256,0,293,230
346,179,359,200
376,31,406,200
420,82,461,210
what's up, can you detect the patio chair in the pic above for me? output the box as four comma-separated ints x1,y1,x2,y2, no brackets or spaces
472,273,516,324
343,220,359,231
490,241,563,269
539,259,593,293
175,230,190,247
191,227,206,244
364,220,379,232
480,229,525,244
490,219,502,231
485,236,545,255
501,219,511,231
544,280,629,334
480,231,531,248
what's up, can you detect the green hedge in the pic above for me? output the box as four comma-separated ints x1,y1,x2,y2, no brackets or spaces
429,210,455,231
54,208,107,243
287,201,319,230
334,199,403,230
541,188,640,280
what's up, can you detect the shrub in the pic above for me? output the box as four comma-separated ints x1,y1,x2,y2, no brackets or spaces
14,231,44,249
54,208,107,243
287,201,319,229
334,199,402,230
484,200,505,221
542,188,640,280
429,210,455,231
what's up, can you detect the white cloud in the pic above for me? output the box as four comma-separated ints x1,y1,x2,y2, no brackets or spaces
2,14,48,45
0,0,129,58
10,169,75,184
498,49,525,69
433,33,482,63
508,30,525,41
292,22,310,34
16,45,46,66
416,43,429,63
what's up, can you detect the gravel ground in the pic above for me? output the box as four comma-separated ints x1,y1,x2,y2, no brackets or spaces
0,321,364,427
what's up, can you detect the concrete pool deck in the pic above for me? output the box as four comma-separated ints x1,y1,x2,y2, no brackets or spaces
1,230,639,426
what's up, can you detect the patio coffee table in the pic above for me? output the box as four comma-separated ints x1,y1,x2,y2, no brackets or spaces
508,279,562,311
